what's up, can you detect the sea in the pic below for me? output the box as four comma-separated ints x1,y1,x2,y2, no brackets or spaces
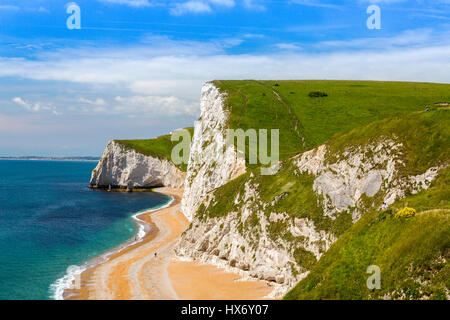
0,160,171,300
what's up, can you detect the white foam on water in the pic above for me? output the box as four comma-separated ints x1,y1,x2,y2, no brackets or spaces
131,197,174,243
49,195,174,300
50,264,86,300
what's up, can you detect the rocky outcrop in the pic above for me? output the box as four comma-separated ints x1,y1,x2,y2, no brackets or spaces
181,82,246,221
90,140,185,189
296,140,442,221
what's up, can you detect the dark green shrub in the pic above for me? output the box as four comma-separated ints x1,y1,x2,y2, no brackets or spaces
294,247,317,270
308,91,328,98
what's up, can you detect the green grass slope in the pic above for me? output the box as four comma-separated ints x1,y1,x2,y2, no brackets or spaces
284,167,450,300
115,127,194,172
213,80,450,165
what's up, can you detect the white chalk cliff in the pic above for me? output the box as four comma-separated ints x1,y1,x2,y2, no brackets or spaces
90,140,185,189
181,83,246,221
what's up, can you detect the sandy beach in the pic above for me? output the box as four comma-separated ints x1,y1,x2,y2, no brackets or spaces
64,187,272,300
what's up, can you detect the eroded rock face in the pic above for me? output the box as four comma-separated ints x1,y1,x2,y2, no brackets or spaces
295,141,442,221
176,177,335,298
181,83,246,221
90,140,185,189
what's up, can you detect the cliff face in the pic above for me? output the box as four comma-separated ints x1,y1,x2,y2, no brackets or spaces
176,137,443,297
90,140,185,189
175,84,446,297
181,83,246,221
295,142,442,221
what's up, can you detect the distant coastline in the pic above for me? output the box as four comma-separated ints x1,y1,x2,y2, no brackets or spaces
0,156,99,162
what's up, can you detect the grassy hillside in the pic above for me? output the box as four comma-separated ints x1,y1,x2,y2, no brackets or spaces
194,104,449,295
115,127,194,172
213,80,450,165
284,167,450,300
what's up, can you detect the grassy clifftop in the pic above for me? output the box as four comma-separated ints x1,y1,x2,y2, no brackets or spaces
115,127,194,172
213,80,450,163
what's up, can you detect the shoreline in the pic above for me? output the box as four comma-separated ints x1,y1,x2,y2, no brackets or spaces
57,190,174,300
62,187,273,300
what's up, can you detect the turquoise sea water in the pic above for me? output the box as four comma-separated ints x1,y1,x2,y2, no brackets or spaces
0,160,171,300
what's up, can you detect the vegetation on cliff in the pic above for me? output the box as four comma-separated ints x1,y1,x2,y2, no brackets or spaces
285,167,449,300
115,127,194,171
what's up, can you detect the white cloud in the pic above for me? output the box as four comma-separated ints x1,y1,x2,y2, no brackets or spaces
317,29,437,49
12,97,60,115
243,33,265,39
0,5,20,11
73,94,197,117
242,0,265,11
416,14,450,21
79,97,107,106
13,97,41,112
129,79,198,96
97,0,252,15
37,7,50,13
0,5,51,13
114,95,198,116
170,1,212,15
275,43,302,50
361,0,407,3
209,0,235,7
360,0,450,5
98,0,152,7
2,32,450,119
169,0,236,16
290,0,342,9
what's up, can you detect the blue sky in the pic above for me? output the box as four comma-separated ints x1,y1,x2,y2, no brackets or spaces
0,0,449,156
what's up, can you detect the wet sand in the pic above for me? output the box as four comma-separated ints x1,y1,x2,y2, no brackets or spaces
64,187,272,300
